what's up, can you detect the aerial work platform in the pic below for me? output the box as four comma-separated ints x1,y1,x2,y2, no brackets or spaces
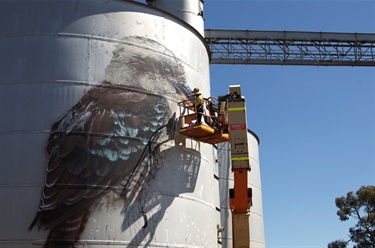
179,124,229,144
178,96,229,145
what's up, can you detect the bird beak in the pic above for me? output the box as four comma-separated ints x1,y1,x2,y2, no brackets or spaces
175,83,191,100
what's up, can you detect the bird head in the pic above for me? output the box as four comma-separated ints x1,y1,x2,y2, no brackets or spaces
105,36,191,101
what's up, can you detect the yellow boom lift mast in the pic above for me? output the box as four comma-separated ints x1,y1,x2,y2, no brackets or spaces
178,85,252,248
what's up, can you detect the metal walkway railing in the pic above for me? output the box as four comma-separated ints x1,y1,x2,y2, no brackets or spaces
205,29,375,66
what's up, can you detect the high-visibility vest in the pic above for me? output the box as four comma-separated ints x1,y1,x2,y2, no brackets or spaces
195,95,204,106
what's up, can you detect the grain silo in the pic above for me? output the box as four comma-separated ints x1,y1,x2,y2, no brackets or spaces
0,0,264,247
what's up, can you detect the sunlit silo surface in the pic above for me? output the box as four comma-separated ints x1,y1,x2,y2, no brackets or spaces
0,0,264,247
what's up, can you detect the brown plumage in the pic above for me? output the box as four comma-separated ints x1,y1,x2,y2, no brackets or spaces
29,36,191,247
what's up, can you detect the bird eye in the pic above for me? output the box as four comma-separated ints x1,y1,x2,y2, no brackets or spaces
163,66,172,76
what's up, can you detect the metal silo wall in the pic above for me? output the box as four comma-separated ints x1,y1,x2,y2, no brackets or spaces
0,0,219,247
217,132,266,248
147,0,205,36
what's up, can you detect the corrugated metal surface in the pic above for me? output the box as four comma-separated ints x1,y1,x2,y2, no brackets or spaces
0,0,220,247
217,132,266,248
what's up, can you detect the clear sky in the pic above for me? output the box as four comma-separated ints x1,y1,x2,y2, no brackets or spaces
204,1,375,247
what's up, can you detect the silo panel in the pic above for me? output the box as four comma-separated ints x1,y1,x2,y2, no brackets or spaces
0,1,219,247
0,36,92,83
0,83,87,131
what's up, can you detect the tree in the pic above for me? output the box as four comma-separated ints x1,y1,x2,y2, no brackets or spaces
327,240,348,248
328,185,375,248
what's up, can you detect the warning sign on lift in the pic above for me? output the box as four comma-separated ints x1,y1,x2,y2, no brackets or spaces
230,124,246,131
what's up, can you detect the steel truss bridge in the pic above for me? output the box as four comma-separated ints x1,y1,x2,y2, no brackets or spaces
205,29,375,66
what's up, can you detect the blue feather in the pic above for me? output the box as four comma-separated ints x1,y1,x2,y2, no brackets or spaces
104,148,118,162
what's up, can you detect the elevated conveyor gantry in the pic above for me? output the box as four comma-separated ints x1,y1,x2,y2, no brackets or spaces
205,29,375,66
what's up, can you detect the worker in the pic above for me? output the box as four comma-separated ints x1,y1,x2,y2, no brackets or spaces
207,99,219,130
190,87,204,124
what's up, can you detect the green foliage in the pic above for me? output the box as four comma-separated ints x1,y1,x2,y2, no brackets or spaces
328,186,375,248
328,240,347,248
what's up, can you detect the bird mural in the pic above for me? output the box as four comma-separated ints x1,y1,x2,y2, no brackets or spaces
29,36,192,247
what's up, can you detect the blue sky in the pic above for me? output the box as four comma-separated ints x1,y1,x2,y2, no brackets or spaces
204,1,375,247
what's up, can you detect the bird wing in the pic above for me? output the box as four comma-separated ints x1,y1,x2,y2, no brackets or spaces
31,82,170,230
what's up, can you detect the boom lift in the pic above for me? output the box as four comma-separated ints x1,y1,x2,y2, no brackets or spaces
178,96,229,144
178,85,252,248
225,85,252,248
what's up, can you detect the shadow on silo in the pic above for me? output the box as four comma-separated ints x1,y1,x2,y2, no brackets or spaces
121,146,201,246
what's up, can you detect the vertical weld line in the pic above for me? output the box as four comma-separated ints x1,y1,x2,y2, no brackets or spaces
87,37,92,83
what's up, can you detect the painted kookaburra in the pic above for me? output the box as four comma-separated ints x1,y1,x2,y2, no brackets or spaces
29,36,191,247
